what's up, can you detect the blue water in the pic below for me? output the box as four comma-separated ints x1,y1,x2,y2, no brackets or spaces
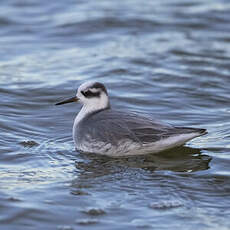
1,0,230,229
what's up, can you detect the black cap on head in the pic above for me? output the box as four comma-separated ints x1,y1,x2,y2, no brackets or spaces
81,82,108,98
91,82,108,95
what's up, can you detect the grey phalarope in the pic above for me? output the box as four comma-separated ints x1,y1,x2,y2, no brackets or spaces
55,81,207,157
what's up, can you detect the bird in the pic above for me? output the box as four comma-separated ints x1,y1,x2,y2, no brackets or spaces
55,81,207,157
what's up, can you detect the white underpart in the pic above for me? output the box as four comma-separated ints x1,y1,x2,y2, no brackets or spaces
132,132,202,156
75,131,203,157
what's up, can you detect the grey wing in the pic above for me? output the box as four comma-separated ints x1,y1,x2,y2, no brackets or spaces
80,112,140,146
82,110,177,145
78,110,207,152
118,112,175,143
124,112,207,142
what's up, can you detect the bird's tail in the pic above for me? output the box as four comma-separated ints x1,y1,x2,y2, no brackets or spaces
174,127,208,136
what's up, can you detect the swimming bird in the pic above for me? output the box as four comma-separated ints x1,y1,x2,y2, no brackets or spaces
55,81,207,157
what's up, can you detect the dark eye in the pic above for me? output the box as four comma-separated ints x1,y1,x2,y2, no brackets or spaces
81,90,100,98
81,90,86,97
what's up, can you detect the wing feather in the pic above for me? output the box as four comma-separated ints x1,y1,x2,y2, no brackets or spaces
80,110,177,145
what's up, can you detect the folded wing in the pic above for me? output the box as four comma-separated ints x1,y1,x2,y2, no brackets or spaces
80,110,206,147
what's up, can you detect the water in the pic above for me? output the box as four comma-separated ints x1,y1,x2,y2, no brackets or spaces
1,0,230,229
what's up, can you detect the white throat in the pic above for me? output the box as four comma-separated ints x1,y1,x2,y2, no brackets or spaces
74,94,110,125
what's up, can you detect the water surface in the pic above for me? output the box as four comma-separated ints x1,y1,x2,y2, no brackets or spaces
1,0,230,229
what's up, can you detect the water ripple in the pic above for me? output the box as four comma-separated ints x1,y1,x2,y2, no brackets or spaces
1,0,230,229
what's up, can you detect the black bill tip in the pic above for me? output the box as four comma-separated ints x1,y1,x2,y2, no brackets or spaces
55,96,78,106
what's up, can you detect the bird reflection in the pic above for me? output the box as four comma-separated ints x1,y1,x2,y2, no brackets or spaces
74,146,212,178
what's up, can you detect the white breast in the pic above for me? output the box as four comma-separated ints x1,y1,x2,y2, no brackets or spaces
73,130,202,157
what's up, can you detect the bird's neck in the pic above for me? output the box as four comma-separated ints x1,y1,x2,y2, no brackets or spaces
75,98,110,124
